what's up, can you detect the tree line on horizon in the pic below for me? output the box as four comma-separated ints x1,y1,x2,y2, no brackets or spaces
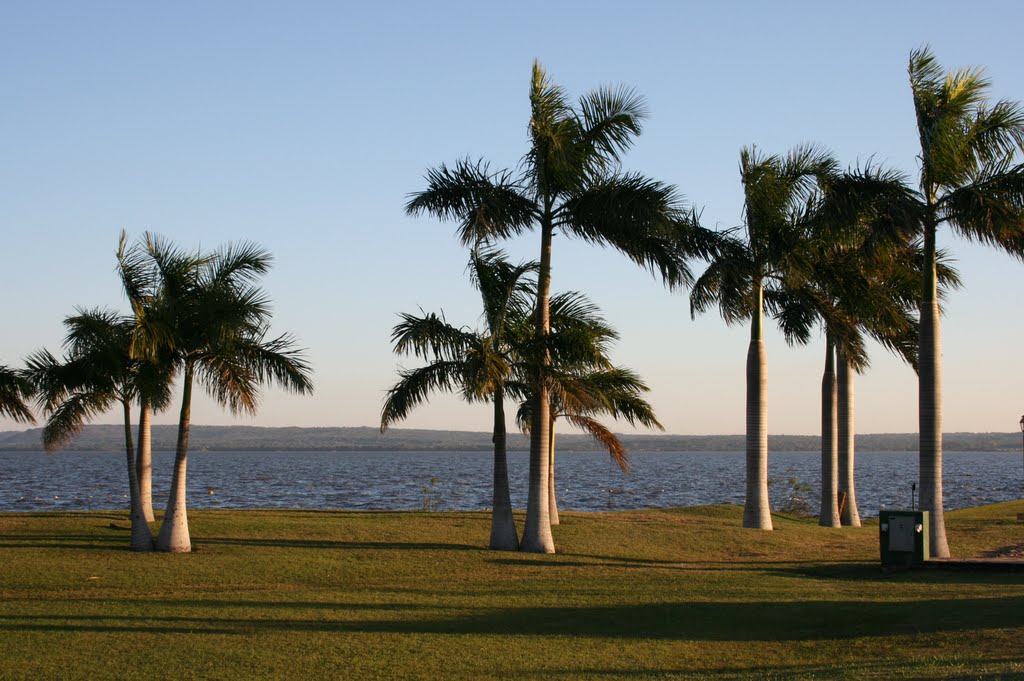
2,422,1019,454
1,46,1022,558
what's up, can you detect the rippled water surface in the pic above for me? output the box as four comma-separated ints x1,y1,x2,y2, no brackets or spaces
1,449,1021,515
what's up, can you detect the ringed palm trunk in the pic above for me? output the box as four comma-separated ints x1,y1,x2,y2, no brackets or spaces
919,224,949,557
122,400,153,551
837,350,860,526
156,363,194,553
743,283,772,530
819,336,840,527
136,401,155,523
547,414,559,526
489,385,519,550
521,218,556,553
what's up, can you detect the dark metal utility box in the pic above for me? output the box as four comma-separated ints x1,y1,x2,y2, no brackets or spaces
879,510,929,567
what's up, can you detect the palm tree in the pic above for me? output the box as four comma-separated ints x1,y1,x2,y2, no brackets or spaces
0,364,35,424
25,308,171,551
381,247,535,550
124,234,314,553
515,292,662,524
775,238,923,527
840,48,1024,556
522,365,662,525
691,145,837,530
407,62,700,552
116,231,178,522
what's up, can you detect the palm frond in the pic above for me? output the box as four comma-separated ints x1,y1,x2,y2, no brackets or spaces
42,390,114,452
0,364,35,423
559,172,694,289
406,159,538,245
561,413,629,474
391,312,476,361
380,361,468,431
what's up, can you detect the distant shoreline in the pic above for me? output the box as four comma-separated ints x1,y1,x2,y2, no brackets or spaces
1,424,1020,453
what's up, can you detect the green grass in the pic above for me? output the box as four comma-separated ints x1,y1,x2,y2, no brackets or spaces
1,502,1023,680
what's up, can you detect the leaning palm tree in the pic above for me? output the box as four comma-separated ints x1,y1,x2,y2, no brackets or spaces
837,48,1024,556
407,62,701,552
25,308,171,551
0,364,35,424
691,144,838,530
381,247,535,550
125,234,313,553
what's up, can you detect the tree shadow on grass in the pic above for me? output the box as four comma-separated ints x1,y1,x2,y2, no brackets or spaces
198,536,480,552
2,596,1021,641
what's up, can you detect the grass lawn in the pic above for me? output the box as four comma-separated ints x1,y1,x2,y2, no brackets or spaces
1,501,1022,680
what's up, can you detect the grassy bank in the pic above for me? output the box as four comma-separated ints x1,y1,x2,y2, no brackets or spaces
1,502,1022,680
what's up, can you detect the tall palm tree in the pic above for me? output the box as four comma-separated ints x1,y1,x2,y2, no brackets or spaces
407,62,700,552
116,231,178,522
381,247,535,550
691,145,837,530
0,364,35,424
25,308,171,551
125,234,313,553
842,48,1024,556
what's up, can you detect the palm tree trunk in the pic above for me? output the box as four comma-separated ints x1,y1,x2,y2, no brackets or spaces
837,350,860,526
136,401,155,523
522,218,556,553
156,363,193,553
548,414,559,526
819,336,840,527
743,282,772,530
122,400,153,551
919,223,949,557
489,385,519,550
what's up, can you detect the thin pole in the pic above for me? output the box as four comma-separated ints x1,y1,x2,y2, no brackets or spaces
1019,415,1023,482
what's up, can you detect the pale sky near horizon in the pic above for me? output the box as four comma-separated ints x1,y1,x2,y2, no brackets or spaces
2,1,1022,437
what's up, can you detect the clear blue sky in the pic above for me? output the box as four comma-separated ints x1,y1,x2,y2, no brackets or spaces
2,1,1022,436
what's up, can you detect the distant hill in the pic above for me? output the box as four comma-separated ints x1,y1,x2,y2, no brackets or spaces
0,424,1020,453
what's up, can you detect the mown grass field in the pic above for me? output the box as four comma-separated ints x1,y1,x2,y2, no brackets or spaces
1,501,1022,680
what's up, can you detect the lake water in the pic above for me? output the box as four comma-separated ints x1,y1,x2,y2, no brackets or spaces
1,449,1021,516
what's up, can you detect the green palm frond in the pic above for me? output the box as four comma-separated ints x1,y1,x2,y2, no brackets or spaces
0,364,35,424
380,361,469,431
468,246,537,338
407,160,538,245
234,332,314,396
41,390,115,452
689,239,755,324
559,173,694,289
941,164,1024,258
576,84,647,168
391,312,476,361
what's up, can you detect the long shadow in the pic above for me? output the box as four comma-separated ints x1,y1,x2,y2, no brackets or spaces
198,536,480,552
2,596,1022,641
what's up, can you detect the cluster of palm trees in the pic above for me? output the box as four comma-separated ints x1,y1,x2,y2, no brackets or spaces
7,233,313,552
399,48,1024,557
1,48,1021,560
381,247,661,550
